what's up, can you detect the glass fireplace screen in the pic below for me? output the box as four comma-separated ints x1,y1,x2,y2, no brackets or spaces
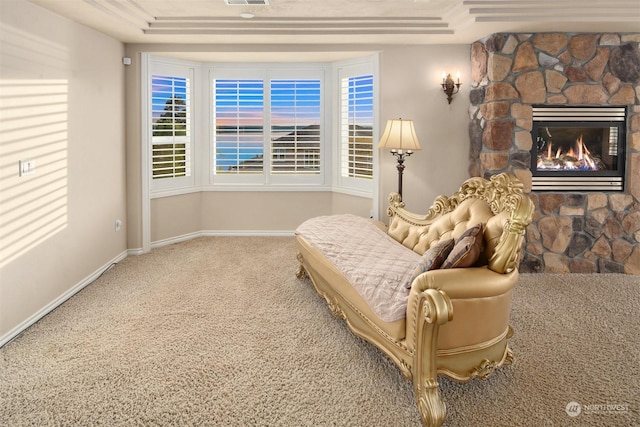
532,123,620,172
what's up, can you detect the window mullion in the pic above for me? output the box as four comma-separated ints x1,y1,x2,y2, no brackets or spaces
264,78,272,184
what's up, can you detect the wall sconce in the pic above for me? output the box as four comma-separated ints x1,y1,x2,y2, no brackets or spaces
441,72,461,104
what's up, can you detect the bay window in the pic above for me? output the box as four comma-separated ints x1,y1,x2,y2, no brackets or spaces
145,56,376,195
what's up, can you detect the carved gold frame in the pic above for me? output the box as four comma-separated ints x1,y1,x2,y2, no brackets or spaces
296,173,534,427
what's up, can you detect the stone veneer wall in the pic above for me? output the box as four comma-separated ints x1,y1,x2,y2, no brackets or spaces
469,32,640,274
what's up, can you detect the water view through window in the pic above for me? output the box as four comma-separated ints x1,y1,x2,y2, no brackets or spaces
213,79,321,174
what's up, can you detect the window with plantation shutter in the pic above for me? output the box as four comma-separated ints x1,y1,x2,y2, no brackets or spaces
270,79,321,175
145,58,380,194
212,68,324,186
340,74,374,181
151,74,191,182
213,79,264,174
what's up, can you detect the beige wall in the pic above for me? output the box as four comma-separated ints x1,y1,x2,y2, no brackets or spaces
0,0,127,342
151,193,202,243
331,192,372,217
200,192,334,233
378,44,471,215
151,192,340,243
125,44,471,246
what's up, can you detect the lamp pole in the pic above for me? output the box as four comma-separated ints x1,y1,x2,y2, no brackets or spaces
391,149,413,199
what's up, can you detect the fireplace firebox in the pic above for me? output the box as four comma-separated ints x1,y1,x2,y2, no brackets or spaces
530,106,626,191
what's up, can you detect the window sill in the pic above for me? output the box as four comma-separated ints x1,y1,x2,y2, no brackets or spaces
151,183,341,199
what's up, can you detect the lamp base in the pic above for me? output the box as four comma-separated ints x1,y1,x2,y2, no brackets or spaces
390,150,413,198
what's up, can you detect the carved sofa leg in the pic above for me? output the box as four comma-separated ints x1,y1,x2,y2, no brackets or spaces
504,346,514,366
295,253,308,279
503,326,515,366
417,378,446,427
413,289,453,427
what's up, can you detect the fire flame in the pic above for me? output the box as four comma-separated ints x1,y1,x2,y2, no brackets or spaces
538,135,601,171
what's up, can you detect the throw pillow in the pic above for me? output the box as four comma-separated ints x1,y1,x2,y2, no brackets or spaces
441,223,484,269
408,238,455,288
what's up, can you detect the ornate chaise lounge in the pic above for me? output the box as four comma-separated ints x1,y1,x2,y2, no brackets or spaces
295,173,534,426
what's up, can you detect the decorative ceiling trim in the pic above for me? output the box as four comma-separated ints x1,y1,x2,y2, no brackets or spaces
474,16,640,23
83,0,456,38
83,0,152,30
146,18,451,32
144,28,454,36
463,0,640,23
225,0,269,5
34,0,640,44
153,16,445,22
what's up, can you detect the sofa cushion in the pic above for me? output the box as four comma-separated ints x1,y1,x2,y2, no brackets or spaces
296,236,407,341
442,223,484,269
296,214,421,323
408,238,454,288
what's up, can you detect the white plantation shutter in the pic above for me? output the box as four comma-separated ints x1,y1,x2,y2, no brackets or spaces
340,74,373,180
211,68,325,186
270,79,321,174
151,75,191,181
213,79,264,174
145,58,380,193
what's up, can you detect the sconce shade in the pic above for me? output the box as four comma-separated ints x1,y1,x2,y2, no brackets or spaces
377,119,421,152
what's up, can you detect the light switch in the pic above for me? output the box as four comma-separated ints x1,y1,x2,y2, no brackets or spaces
19,160,35,176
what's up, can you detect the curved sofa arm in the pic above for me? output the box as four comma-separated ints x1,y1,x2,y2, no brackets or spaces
488,193,535,274
406,267,518,353
412,266,518,299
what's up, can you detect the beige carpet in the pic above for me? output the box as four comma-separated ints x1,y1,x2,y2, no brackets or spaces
1,237,638,426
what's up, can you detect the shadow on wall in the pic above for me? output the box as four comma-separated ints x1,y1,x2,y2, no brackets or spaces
0,24,70,268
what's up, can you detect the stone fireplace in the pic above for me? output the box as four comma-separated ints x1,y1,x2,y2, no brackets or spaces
469,32,640,274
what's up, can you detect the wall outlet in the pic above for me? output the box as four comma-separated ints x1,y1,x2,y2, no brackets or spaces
19,160,35,176
115,219,122,232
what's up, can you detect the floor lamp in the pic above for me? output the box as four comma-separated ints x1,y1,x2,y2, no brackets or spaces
377,119,421,199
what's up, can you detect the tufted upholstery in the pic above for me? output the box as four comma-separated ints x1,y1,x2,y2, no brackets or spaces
484,211,510,264
388,198,496,259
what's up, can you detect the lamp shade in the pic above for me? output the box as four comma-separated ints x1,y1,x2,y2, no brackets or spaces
377,119,421,151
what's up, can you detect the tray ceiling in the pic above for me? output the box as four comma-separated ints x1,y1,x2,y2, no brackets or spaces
25,0,639,46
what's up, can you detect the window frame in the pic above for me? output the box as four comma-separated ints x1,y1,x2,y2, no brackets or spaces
147,59,196,194
143,56,379,198
334,58,377,196
208,65,329,189
269,78,322,178
210,70,265,186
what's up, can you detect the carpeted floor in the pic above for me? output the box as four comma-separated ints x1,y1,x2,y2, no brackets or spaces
1,237,638,426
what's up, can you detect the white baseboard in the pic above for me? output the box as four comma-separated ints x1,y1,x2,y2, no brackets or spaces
127,248,146,256
150,230,295,249
1,233,294,347
0,250,129,348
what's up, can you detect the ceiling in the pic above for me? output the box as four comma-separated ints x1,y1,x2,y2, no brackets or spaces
26,0,640,61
